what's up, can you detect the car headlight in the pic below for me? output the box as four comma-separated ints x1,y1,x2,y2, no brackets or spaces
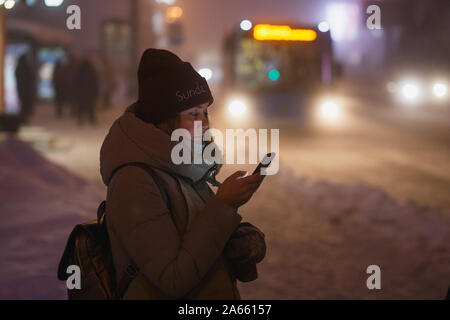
400,82,420,101
432,82,447,99
228,99,247,117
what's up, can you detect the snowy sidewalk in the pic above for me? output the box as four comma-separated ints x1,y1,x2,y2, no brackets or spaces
0,136,105,299
228,164,450,299
16,102,125,185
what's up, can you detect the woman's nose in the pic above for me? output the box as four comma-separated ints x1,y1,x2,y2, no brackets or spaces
197,114,208,125
197,112,207,121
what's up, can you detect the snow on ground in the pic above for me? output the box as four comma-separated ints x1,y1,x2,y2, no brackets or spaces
0,133,449,299
228,164,450,299
0,135,105,299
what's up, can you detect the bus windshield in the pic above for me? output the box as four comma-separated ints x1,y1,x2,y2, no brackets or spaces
233,37,323,93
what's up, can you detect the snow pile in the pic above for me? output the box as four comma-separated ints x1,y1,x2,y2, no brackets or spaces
0,135,105,299
233,165,450,299
0,135,87,204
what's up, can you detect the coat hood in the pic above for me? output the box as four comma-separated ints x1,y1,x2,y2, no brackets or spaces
100,104,217,186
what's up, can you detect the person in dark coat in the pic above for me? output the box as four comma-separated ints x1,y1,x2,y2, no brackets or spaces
100,55,117,109
53,60,66,118
64,56,79,117
15,54,36,123
73,58,99,125
99,49,267,299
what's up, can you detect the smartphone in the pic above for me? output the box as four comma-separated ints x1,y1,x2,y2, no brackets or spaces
252,152,276,175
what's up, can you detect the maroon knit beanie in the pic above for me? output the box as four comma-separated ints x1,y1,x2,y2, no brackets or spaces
134,48,214,125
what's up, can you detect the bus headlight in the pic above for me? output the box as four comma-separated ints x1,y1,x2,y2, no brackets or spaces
432,82,447,99
319,99,340,119
228,99,247,117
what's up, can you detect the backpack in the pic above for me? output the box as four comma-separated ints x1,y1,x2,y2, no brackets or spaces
57,162,171,300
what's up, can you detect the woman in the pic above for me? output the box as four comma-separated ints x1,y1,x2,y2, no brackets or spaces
100,49,266,299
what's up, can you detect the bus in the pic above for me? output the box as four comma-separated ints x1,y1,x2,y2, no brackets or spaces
220,22,341,126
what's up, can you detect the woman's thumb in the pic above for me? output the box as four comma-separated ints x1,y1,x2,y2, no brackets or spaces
229,171,248,180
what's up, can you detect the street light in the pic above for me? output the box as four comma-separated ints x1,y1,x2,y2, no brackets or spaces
165,6,183,23
44,0,64,7
198,68,213,81
240,20,252,31
156,0,175,4
4,0,15,9
318,21,330,32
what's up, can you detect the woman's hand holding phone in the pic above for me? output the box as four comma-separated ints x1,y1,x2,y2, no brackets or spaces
216,153,275,209
216,171,265,209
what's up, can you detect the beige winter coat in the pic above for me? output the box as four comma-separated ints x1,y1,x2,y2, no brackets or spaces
99,104,265,299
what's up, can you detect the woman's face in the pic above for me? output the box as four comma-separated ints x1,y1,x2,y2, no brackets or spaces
178,103,209,140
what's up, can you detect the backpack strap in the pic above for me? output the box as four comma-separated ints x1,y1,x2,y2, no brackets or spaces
104,162,171,299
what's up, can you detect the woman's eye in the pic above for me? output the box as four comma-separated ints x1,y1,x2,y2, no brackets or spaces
190,113,198,117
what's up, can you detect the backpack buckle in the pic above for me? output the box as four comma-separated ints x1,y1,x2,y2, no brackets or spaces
125,264,138,278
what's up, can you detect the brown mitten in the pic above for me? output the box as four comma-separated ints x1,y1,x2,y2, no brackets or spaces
224,222,266,282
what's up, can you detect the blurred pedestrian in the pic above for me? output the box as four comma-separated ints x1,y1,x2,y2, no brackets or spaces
15,54,36,123
65,56,79,117
73,58,99,125
52,60,65,118
100,56,117,109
